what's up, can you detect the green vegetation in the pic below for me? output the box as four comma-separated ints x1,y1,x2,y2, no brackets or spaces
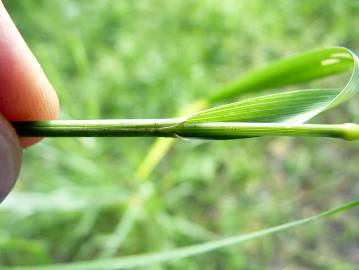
1,0,359,269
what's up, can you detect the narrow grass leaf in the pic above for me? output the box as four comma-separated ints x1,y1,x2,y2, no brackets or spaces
186,48,359,124
6,200,358,270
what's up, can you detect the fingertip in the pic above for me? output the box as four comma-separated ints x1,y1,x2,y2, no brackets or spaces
0,1,60,148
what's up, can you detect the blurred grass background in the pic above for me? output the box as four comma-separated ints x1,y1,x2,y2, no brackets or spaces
1,0,359,269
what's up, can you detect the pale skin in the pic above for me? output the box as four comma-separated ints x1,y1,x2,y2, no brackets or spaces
0,1,59,202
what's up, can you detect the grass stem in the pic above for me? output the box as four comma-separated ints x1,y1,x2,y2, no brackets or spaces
12,120,359,141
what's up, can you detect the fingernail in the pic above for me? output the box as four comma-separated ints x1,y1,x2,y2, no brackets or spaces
0,114,22,203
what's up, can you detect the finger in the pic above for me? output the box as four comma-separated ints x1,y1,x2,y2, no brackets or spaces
0,113,22,203
0,1,60,148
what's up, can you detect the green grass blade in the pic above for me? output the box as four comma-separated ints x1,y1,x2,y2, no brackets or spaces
207,47,353,103
6,200,358,270
186,89,339,124
186,48,359,124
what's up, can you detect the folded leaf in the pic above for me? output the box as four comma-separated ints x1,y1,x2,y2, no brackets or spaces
186,48,359,124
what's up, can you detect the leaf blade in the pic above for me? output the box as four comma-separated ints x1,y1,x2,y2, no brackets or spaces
186,48,359,124
6,200,358,270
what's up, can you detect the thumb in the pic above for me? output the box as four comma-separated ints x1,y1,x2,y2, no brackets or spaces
0,113,22,203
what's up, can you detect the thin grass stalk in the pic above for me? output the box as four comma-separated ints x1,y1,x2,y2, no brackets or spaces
12,120,359,141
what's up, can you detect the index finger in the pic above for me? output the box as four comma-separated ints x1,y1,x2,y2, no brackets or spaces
0,1,60,148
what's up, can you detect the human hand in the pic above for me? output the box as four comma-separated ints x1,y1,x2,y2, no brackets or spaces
0,1,59,202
